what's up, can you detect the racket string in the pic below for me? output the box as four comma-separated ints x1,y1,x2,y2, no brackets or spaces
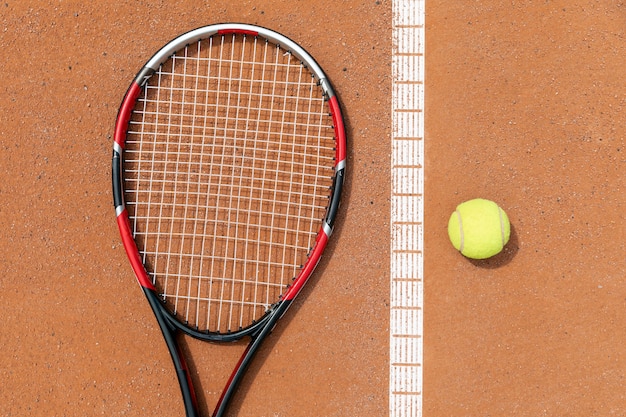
125,33,335,334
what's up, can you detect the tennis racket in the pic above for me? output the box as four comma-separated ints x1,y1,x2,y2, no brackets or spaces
112,23,346,417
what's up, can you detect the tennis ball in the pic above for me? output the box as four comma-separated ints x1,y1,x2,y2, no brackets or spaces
447,198,510,260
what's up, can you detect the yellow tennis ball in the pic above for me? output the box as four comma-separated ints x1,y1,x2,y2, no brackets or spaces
448,198,511,259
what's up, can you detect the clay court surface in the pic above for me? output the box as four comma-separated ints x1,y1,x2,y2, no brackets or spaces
1,1,624,416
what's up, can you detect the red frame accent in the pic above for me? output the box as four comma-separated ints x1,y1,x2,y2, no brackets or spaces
217,29,259,37
116,208,155,290
328,96,347,165
114,82,141,149
282,227,329,301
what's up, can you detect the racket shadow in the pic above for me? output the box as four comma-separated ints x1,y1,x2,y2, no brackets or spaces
181,80,353,417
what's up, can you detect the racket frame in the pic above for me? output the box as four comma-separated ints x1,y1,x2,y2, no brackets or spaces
112,23,346,417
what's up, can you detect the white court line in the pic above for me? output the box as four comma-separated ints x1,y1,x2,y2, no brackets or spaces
390,1,425,416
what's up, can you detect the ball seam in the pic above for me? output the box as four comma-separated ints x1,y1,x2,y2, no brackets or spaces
498,207,505,247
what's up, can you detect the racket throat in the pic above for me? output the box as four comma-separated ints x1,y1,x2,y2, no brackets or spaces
213,301,290,417
144,289,200,417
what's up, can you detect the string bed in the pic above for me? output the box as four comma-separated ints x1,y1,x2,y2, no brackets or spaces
123,33,336,333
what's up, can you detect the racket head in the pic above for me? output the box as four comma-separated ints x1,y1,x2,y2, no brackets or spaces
112,23,346,340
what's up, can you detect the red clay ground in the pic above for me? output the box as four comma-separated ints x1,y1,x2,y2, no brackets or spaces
1,1,624,416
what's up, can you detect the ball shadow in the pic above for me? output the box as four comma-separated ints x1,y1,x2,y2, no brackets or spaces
468,223,520,269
